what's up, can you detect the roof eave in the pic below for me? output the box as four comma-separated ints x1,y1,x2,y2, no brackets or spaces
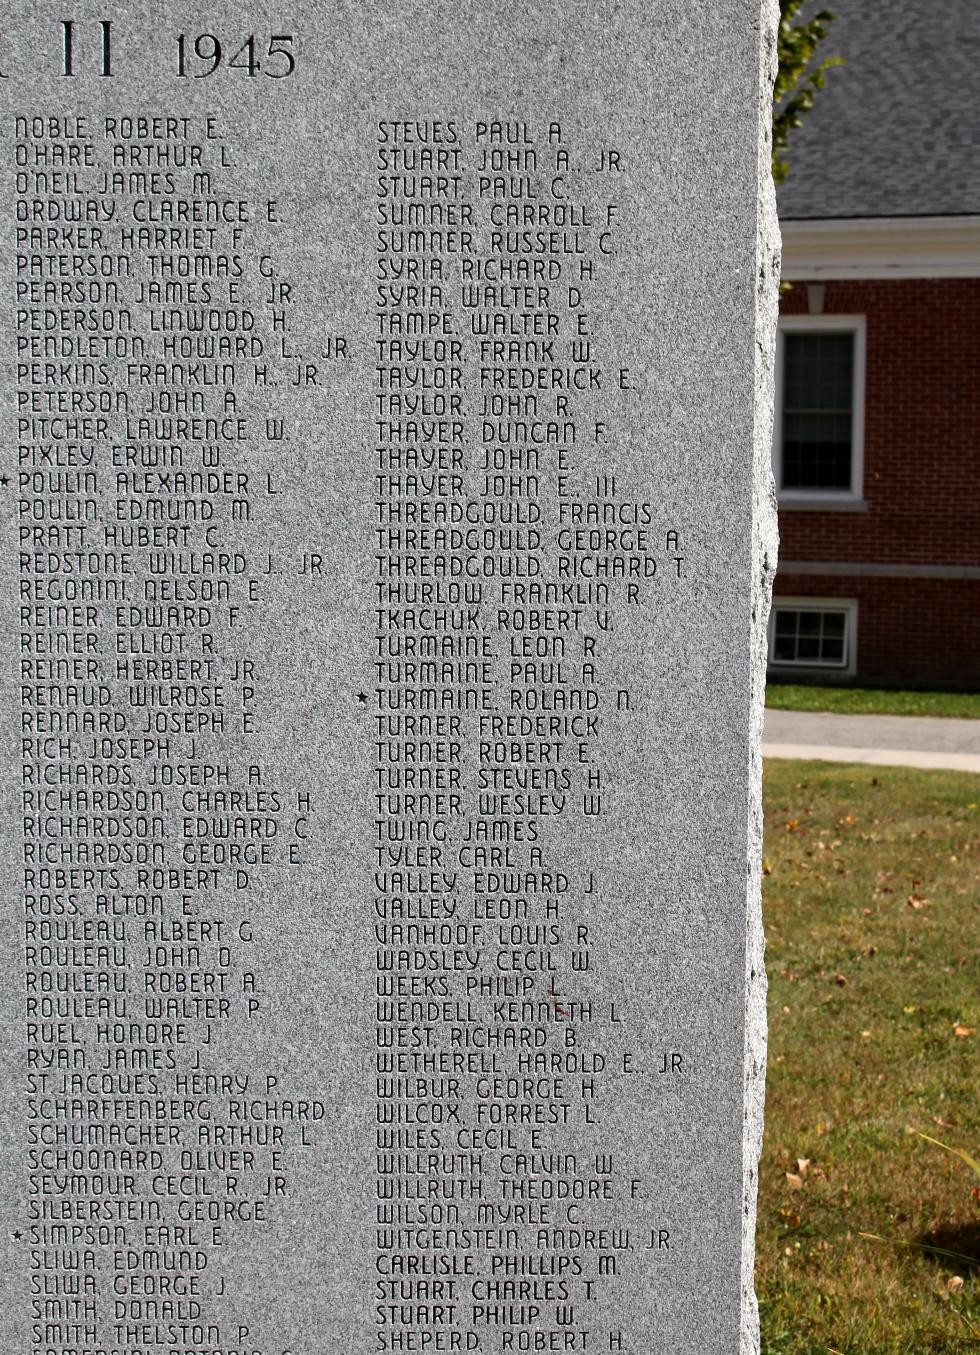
780,215,980,280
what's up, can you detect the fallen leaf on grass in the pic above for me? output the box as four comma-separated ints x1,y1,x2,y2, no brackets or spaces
948,1275,965,1292
834,973,848,987
953,1024,975,1038
785,1172,803,1191
795,1158,810,1176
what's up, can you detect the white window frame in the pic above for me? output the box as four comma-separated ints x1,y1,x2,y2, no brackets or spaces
773,314,866,508
767,597,858,677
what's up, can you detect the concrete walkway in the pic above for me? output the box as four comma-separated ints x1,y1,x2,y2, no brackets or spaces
763,709,980,773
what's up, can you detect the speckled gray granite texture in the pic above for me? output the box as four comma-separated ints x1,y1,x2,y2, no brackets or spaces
0,3,778,1352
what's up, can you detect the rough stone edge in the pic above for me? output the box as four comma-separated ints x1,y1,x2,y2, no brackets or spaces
742,1,781,1351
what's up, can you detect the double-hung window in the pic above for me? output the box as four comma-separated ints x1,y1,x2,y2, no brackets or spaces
773,316,866,505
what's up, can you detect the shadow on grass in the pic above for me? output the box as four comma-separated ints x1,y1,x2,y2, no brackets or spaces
913,1222,980,1274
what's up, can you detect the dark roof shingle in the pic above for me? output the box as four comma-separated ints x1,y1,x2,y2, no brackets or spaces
776,1,980,220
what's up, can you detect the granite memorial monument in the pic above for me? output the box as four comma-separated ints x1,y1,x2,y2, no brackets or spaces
0,3,779,1352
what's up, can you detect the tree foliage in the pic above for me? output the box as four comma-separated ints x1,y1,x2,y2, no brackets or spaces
773,0,842,184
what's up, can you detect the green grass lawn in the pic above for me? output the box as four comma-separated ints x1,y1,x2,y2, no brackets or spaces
759,760,980,1354
766,685,980,719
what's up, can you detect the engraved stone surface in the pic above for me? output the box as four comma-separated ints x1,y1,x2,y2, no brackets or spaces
0,3,779,1353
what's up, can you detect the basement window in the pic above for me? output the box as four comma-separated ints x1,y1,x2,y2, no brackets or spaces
768,599,857,674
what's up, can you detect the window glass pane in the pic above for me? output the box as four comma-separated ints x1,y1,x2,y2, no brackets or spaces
781,331,855,492
822,633,845,663
770,607,851,668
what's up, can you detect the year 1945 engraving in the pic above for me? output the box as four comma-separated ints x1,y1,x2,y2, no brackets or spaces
175,35,296,80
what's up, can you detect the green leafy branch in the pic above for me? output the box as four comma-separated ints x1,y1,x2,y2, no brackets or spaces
774,0,842,184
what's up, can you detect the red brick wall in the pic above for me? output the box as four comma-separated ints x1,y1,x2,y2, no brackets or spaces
772,573,980,688
775,279,980,687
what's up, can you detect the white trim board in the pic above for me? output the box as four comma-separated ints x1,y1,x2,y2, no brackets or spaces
780,216,980,280
778,561,980,581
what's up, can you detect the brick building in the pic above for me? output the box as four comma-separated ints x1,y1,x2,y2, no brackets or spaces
771,1,980,689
